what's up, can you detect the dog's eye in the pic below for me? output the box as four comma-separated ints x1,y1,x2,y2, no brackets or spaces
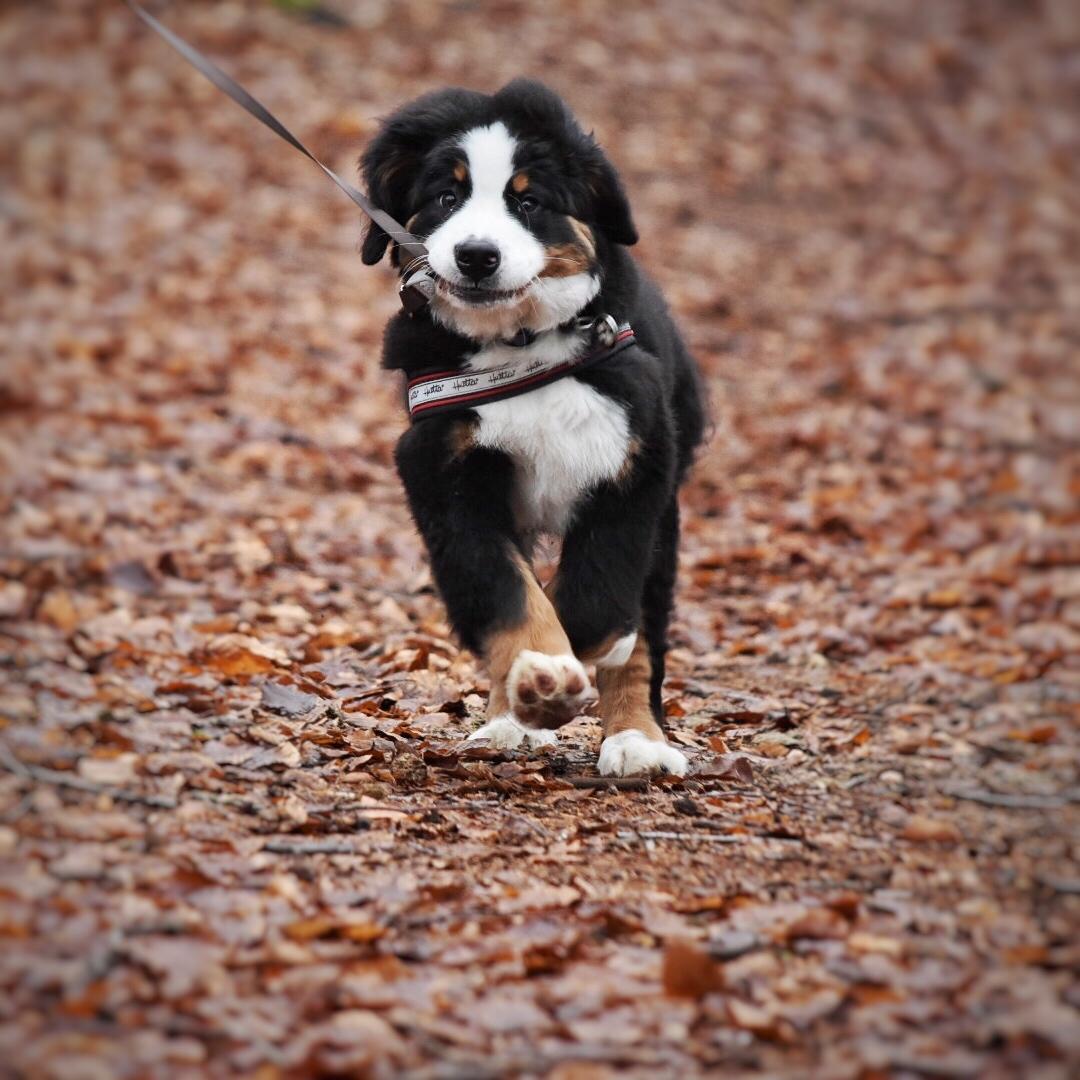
517,195,540,213
438,191,457,209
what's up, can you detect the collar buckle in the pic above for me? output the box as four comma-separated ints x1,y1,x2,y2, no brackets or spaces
505,312,616,349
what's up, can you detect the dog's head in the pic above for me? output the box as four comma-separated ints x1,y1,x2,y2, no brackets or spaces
360,79,637,341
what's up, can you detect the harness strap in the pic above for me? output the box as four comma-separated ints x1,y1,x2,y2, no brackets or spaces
408,324,635,422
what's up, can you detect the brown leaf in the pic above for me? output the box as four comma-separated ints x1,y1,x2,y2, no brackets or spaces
901,815,963,845
284,918,385,943
661,939,723,999
1006,724,1057,744
848,932,904,957
39,589,79,632
781,907,849,942
204,648,275,677
726,998,796,1042
692,754,754,783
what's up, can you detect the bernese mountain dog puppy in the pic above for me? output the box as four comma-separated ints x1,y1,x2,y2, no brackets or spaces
361,79,705,777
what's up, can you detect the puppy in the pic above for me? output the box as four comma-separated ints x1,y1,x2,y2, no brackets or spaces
361,80,705,776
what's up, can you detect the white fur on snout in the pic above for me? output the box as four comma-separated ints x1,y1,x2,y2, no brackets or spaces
426,123,545,293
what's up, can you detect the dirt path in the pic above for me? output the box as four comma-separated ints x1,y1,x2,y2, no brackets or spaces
2,1,1078,1076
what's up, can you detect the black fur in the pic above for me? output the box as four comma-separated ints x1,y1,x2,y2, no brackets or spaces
365,80,704,724
361,79,637,266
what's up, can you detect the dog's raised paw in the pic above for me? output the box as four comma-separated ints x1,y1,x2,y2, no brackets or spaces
507,650,593,730
597,729,688,777
467,714,557,750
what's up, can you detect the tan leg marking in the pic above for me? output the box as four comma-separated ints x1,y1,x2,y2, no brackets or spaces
568,217,596,256
482,550,592,728
596,634,663,741
448,417,478,460
596,634,688,776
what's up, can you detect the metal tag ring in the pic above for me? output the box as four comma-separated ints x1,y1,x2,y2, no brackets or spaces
594,314,619,348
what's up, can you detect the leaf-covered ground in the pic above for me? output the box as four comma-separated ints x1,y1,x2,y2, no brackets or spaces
2,1,1078,1076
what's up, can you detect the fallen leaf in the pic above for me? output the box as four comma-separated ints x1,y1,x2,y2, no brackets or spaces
781,907,849,942
661,939,724,998
901,816,964,845
260,680,320,716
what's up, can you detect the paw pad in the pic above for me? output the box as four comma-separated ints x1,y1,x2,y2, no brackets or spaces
508,650,594,730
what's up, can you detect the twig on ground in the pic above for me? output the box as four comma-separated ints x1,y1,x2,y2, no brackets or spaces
943,785,1080,810
1035,874,1080,895
501,810,552,839
617,829,743,843
262,838,364,854
566,776,650,791
187,790,262,812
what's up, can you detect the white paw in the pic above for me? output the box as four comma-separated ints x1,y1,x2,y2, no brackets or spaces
597,729,688,777
507,650,594,730
595,631,638,669
466,714,557,750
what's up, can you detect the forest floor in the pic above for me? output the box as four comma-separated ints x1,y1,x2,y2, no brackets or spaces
2,1,1078,1077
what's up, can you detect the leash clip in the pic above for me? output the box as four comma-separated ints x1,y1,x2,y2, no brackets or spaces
400,267,436,316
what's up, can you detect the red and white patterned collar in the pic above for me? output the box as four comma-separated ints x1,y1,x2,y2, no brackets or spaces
407,317,635,421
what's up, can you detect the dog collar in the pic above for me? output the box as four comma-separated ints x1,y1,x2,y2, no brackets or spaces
407,316,634,421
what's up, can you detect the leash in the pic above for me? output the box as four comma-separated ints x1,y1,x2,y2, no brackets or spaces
408,319,635,421
124,2,638,374
124,0,435,313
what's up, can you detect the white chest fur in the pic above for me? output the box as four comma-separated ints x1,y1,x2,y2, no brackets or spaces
469,334,631,537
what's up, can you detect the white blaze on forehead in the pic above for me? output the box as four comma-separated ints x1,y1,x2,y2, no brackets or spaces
461,122,518,198
425,121,546,293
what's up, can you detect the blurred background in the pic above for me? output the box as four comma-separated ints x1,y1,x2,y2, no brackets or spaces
3,0,1076,666
1,1,1079,1074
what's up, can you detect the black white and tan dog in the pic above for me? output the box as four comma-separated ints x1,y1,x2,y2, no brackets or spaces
360,79,705,776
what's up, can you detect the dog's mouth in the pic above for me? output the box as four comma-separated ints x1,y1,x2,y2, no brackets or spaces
433,275,530,307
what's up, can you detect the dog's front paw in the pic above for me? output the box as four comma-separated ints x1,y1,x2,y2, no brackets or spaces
597,729,688,777
507,650,594,730
467,714,557,750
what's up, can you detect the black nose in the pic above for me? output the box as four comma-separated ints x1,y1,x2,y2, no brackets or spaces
454,239,501,281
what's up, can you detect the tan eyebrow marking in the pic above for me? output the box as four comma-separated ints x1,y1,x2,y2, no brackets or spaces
453,161,468,183
539,241,593,278
568,217,595,255
511,172,530,193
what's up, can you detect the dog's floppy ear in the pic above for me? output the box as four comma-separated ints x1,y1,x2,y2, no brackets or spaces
359,123,412,265
359,88,488,266
584,143,638,247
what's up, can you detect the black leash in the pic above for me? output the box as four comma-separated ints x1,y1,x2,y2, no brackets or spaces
124,1,435,311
